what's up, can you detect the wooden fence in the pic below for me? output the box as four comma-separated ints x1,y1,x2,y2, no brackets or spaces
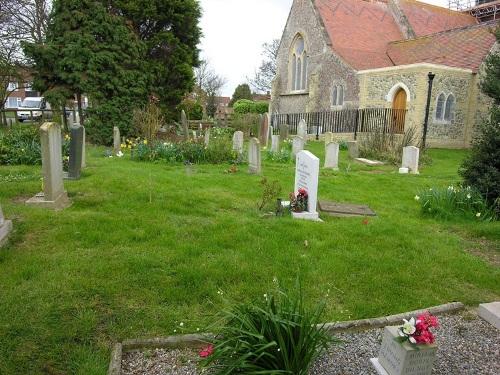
271,108,407,139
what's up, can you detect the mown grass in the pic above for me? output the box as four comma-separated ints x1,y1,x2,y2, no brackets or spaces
0,142,498,374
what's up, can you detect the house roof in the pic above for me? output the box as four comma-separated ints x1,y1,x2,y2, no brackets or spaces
312,0,491,71
387,22,498,72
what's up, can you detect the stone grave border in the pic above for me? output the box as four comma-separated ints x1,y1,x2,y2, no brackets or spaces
107,302,463,375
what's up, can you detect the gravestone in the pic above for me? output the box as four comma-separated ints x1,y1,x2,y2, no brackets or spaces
259,113,270,147
113,126,121,155
478,302,500,330
204,128,210,147
181,110,189,141
248,138,261,174
26,122,71,210
324,142,339,170
271,135,280,153
371,326,437,375
347,141,359,159
401,146,420,174
80,125,86,169
297,119,307,142
324,132,334,144
292,136,305,157
293,150,320,221
67,124,84,180
0,203,13,247
279,123,289,140
232,131,244,154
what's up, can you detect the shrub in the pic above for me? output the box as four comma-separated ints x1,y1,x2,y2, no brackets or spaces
232,113,260,136
416,185,498,221
254,101,269,114
460,107,500,207
177,98,203,121
201,287,333,375
133,100,164,144
258,177,282,211
233,99,269,115
265,149,292,163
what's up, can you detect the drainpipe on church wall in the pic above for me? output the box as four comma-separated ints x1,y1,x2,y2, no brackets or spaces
422,72,435,149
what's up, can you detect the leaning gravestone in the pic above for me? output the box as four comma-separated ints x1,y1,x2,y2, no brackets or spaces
401,146,420,174
67,124,84,180
26,122,71,210
297,119,307,143
204,128,210,147
371,326,437,375
248,138,261,174
324,142,339,170
113,126,121,155
181,110,189,141
259,113,270,147
232,131,244,154
292,136,305,158
0,203,13,247
271,135,280,153
279,123,289,140
293,150,320,221
347,140,359,159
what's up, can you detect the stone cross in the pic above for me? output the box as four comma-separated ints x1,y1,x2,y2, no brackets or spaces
113,126,121,155
248,137,261,174
402,146,420,174
259,113,270,147
293,150,320,221
297,119,307,142
26,122,70,209
292,136,305,158
271,135,280,153
347,141,359,159
0,203,13,247
279,123,289,140
325,142,340,170
67,124,84,180
204,128,210,147
232,131,244,154
181,110,189,141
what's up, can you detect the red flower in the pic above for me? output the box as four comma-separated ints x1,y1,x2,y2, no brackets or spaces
298,188,308,197
362,218,369,225
199,344,214,358
417,312,439,328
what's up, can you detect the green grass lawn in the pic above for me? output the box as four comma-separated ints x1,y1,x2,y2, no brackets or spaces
0,142,498,374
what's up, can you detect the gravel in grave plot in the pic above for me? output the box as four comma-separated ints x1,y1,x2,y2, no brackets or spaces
122,313,500,375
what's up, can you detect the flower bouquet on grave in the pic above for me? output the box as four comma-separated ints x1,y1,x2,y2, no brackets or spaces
397,312,439,346
290,188,308,213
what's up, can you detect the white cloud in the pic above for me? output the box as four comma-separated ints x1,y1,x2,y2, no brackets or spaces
198,0,451,97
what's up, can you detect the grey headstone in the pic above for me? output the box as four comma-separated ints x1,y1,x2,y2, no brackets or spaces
297,119,307,142
113,126,121,155
232,131,244,154
292,136,305,158
204,128,210,147
181,110,189,141
478,302,500,330
67,125,84,180
347,141,359,159
248,138,261,174
0,203,13,247
279,123,289,140
259,113,270,147
271,135,280,153
325,142,339,169
324,132,334,144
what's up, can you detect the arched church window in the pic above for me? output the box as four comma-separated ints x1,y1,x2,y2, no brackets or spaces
290,35,308,91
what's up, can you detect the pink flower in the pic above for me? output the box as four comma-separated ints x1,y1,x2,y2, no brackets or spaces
199,344,214,358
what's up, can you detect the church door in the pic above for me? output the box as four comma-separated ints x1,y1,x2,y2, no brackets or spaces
392,89,407,133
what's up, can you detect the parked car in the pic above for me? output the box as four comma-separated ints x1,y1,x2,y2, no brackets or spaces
17,97,52,122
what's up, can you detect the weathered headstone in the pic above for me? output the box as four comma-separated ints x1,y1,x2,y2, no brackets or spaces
259,113,270,147
0,203,13,247
80,125,86,169
232,131,244,154
293,150,320,221
271,135,280,153
279,123,289,140
324,142,339,170
181,110,189,141
292,136,305,157
67,124,84,180
204,128,210,147
26,122,71,210
113,126,121,155
347,140,359,159
248,138,261,174
297,119,307,142
324,132,334,144
401,146,420,174
371,326,437,375
478,301,500,330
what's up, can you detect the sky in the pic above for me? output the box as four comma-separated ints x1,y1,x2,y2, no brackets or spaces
198,0,450,96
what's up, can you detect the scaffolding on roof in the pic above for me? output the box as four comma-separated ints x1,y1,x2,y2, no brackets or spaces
449,0,500,21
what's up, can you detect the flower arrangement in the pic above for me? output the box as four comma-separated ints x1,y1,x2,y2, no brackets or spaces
290,188,308,212
398,312,439,345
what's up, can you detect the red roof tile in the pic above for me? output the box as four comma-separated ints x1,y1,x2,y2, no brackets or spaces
387,22,498,72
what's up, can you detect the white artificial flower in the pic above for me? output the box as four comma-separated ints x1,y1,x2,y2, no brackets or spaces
476,212,481,218
401,318,416,335
179,322,184,327
116,151,124,157
409,337,417,344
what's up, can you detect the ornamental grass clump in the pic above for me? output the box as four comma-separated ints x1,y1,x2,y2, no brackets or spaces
201,288,334,375
416,185,498,221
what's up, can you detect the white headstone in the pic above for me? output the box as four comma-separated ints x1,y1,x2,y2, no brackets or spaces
271,135,280,153
297,119,307,142
371,326,436,375
113,126,121,155
325,142,339,170
293,151,320,221
402,146,420,174
478,301,500,330
248,138,261,174
232,131,244,154
0,203,13,247
292,136,305,157
204,128,210,147
347,141,359,159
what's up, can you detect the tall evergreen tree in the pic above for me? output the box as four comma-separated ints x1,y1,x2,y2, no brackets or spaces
230,83,252,107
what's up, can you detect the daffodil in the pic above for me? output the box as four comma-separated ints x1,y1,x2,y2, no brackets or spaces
467,194,471,199
414,195,420,201
476,212,481,218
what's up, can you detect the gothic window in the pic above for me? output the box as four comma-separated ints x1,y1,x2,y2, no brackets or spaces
444,94,455,122
332,84,344,106
435,93,445,121
290,35,307,91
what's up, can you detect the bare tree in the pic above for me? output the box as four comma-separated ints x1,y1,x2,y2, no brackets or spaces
248,39,280,93
194,59,226,117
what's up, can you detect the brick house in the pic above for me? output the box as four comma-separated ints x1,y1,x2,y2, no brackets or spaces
271,0,499,148
4,77,39,109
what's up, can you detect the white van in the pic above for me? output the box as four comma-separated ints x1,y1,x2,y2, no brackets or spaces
17,97,52,122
